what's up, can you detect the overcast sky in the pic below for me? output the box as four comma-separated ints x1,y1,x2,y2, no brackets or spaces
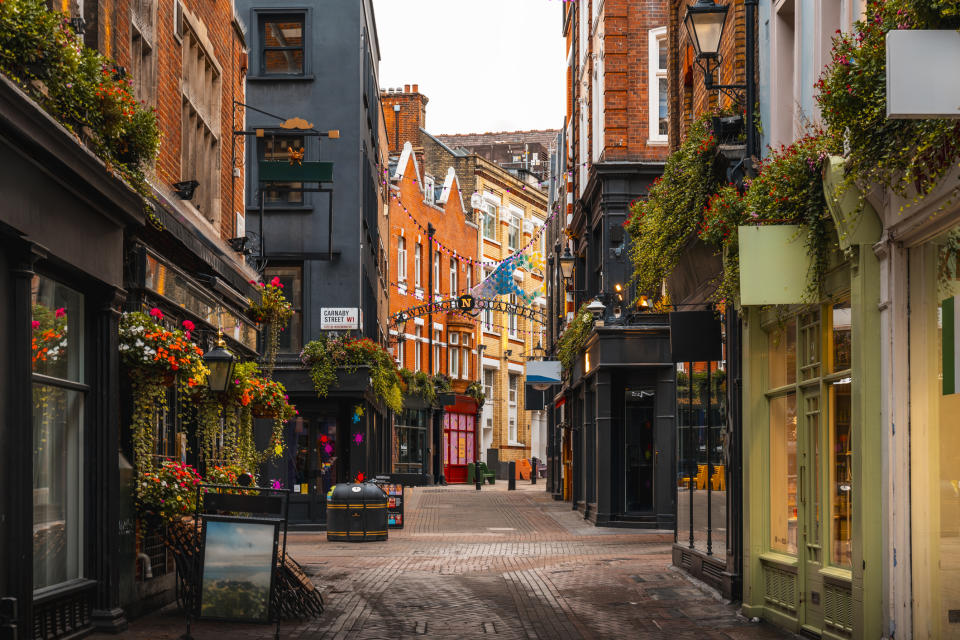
372,0,566,135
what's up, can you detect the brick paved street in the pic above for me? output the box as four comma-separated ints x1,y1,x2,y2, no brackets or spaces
96,484,794,639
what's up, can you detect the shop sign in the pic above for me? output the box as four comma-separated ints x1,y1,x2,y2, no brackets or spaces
321,307,359,330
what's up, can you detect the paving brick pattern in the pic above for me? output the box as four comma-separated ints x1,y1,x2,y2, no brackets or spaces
95,484,793,639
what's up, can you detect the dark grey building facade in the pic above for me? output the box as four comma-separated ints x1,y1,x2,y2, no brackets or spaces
238,0,389,525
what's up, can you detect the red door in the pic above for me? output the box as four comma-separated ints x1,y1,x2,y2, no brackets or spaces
443,413,475,483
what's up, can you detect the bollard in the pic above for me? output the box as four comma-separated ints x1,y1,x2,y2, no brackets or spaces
531,458,537,485
476,472,482,491
508,461,516,491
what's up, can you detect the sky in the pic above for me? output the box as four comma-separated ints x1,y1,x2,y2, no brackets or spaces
372,0,566,135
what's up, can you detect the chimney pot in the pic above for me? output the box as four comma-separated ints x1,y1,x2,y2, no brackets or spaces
404,84,410,93
412,84,419,93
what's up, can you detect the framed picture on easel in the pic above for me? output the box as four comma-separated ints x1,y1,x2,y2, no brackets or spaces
198,515,280,623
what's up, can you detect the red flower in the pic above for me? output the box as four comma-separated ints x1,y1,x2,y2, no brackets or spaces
55,307,66,318
149,307,163,320
270,276,283,288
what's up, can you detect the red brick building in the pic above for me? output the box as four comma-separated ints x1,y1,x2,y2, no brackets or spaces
383,86,481,484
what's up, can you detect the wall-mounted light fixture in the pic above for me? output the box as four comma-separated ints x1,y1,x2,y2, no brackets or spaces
173,180,200,200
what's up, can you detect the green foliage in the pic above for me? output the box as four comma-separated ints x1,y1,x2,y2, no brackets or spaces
625,113,722,296
556,305,594,373
248,277,294,378
700,133,841,303
301,335,404,413
0,0,160,194
137,460,201,522
466,381,486,407
398,369,452,406
816,0,960,210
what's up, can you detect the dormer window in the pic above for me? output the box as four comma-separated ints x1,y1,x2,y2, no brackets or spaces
424,176,435,204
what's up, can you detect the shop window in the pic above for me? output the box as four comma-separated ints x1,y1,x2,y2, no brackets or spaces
259,135,304,205
769,317,797,388
31,276,85,589
829,379,852,567
829,299,852,372
769,393,798,555
394,409,428,473
260,15,304,75
799,310,822,381
263,265,303,352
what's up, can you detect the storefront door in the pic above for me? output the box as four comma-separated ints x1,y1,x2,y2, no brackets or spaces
443,413,475,483
800,391,824,632
624,389,655,513
287,417,338,523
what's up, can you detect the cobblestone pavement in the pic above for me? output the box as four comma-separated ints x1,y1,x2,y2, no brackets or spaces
96,483,794,639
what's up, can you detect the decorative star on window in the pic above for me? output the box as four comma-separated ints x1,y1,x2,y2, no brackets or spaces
353,432,364,445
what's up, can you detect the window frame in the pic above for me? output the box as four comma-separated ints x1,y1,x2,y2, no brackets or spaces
397,237,407,282
414,326,422,372
258,13,306,77
648,27,668,144
415,243,422,288
507,208,522,251
449,257,457,295
258,134,305,206
482,197,499,242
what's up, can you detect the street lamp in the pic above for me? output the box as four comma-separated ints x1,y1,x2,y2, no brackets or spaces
558,247,576,282
204,335,236,392
586,297,606,322
683,0,729,59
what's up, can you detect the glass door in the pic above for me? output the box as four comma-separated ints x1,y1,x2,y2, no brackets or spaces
800,391,824,632
624,389,655,513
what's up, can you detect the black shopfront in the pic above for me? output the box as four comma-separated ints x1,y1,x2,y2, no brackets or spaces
559,321,677,528
0,77,144,639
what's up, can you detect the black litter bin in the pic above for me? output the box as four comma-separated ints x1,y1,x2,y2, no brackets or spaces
326,483,388,542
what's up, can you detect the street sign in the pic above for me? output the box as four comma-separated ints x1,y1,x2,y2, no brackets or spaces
321,308,359,330
886,30,960,118
457,294,475,310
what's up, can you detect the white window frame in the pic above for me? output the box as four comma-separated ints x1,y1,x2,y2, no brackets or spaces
508,208,522,251
484,369,495,399
508,293,519,339
482,197,499,242
648,27,668,144
415,243,422,288
461,345,469,379
433,254,440,294
433,330,441,374
424,175,435,204
397,337,405,366
414,326,422,371
398,237,407,282
508,374,519,444
449,333,459,377
482,269,496,333
466,266,472,291
449,257,457,294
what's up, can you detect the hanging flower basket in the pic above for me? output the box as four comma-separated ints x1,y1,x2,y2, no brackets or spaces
119,311,208,387
251,405,279,419
231,365,296,421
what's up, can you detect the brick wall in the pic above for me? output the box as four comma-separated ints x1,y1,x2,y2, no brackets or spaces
83,0,247,243
381,85,428,155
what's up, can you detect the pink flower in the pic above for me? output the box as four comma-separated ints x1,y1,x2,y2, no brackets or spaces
182,320,195,332
270,276,282,287
55,308,65,318
32,320,40,329
149,307,163,320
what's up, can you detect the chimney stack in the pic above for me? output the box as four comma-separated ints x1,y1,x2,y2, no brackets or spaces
380,85,429,154
404,84,410,93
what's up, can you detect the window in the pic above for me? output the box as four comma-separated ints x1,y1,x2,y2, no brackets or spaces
508,209,522,251
394,409,428,474
449,257,457,294
260,15,304,75
424,176,435,204
414,326,422,371
648,27,668,142
449,333,459,378
482,198,498,241
830,378,852,567
508,294,519,339
462,342,470,379
181,22,221,224
508,374,519,443
484,369,495,399
263,265,303,352
466,266,472,291
259,135,304,205
509,374,518,404
433,254,440,294
482,269,495,331
769,393,798,555
397,336,405,366
398,237,407,282
130,0,157,107
415,243,422,288
433,330,441,374
31,276,85,589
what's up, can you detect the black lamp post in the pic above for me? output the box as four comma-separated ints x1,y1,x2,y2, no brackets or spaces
204,335,236,392
682,0,758,160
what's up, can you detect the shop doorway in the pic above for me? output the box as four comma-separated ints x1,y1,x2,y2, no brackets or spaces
287,416,340,524
624,389,656,513
800,391,824,632
443,412,475,483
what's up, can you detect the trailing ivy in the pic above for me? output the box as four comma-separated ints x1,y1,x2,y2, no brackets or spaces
700,133,841,303
816,0,960,210
625,113,722,297
466,381,486,407
301,334,404,413
398,369,452,406
556,305,594,373
0,0,160,201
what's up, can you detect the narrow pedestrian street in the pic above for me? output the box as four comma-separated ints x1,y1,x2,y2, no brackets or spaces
98,485,792,639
